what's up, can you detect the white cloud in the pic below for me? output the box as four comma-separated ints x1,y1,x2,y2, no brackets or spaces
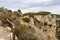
1,0,59,14
24,0,52,3
23,0,53,7
19,4,29,8
21,5,60,14
43,1,53,5
50,6,60,14
6,0,22,1
21,7,48,13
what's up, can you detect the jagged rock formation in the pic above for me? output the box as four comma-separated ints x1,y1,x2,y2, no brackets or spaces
0,7,59,40
23,13,57,40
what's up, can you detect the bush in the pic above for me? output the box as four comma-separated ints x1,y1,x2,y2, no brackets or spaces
22,17,30,23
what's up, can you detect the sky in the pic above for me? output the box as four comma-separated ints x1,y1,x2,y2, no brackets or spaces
0,0,60,14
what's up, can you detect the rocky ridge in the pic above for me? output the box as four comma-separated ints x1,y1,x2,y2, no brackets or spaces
0,7,59,40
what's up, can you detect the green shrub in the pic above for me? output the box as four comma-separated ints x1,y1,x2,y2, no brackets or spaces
22,17,30,23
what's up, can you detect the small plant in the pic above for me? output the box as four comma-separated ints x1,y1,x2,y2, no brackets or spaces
22,17,30,23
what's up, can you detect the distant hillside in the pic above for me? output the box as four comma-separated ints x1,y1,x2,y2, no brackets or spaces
23,11,51,16
53,14,60,18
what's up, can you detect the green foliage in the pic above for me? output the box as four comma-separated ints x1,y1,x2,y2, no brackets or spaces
0,14,9,21
54,14,60,18
23,12,34,18
37,11,51,15
22,17,30,23
23,11,51,16
0,9,17,27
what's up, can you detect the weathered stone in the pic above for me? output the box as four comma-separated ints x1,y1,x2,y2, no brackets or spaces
0,26,10,40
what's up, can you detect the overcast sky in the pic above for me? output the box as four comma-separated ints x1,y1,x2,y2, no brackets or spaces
0,0,60,14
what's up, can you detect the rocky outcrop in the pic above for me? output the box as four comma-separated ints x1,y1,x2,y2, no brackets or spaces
0,8,59,40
